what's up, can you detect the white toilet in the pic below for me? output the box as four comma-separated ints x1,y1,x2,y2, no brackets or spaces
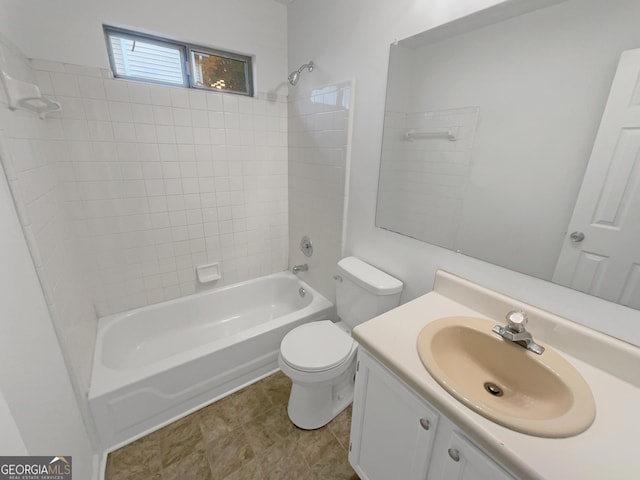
278,256,403,429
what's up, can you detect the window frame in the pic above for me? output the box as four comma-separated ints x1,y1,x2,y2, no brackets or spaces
103,25,254,97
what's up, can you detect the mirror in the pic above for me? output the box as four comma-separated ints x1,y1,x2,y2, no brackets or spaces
376,0,640,309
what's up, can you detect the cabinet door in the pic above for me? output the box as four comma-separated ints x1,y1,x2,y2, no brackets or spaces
440,432,515,480
349,351,439,480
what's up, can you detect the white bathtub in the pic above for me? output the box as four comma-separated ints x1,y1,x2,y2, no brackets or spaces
89,271,333,449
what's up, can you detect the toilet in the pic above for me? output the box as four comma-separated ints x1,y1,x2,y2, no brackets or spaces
278,256,403,429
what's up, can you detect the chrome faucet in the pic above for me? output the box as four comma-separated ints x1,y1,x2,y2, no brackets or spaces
291,264,309,273
492,310,545,355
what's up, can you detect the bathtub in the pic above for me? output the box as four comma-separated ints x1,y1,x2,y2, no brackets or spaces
89,271,333,449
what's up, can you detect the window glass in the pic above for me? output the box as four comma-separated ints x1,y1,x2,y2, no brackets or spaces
104,26,254,96
191,50,252,95
107,31,186,86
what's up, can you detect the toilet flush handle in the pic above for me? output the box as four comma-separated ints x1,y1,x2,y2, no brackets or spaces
333,275,343,282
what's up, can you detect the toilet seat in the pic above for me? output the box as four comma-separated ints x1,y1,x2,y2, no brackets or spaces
280,320,355,373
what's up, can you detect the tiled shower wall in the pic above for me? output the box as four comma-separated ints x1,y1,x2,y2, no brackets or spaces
288,82,352,302
30,60,289,317
377,107,479,249
0,35,97,437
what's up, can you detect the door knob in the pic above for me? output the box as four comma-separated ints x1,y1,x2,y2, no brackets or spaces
448,448,460,462
570,231,585,243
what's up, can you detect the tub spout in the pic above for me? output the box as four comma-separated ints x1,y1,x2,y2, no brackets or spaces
292,264,309,273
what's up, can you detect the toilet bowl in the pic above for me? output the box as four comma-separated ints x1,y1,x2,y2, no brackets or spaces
279,257,403,429
278,320,357,429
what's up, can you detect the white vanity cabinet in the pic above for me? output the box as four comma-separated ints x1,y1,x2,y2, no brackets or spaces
348,349,439,480
349,349,515,480
429,431,515,480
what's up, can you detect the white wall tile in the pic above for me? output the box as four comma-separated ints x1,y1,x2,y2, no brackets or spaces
132,104,154,124
104,80,129,102
156,125,176,144
13,58,290,317
135,124,157,143
113,122,137,142
127,83,151,104
172,108,191,127
189,90,208,110
2,53,99,430
50,72,81,97
149,85,172,106
170,88,190,108
287,82,351,301
78,76,105,100
175,126,194,144
108,101,133,123
34,70,54,95
191,110,209,128
65,63,102,78
83,99,110,121
207,94,223,111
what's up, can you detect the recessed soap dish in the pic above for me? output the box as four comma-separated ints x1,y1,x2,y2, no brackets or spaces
196,262,221,283
1,71,62,119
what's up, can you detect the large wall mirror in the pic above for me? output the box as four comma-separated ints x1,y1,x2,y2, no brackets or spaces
376,0,640,310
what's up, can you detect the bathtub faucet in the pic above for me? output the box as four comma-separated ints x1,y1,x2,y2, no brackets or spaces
291,264,309,273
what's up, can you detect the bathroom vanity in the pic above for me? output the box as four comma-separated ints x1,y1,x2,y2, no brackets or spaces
350,349,515,479
348,271,640,480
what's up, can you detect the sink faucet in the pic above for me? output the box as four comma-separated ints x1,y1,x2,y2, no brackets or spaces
492,310,545,355
291,264,309,273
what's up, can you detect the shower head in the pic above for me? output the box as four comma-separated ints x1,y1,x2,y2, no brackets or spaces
288,61,314,86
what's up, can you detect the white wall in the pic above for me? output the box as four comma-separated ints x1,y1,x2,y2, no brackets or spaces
385,0,640,280
0,128,95,477
0,31,100,447
0,0,288,94
287,0,640,346
0,388,27,455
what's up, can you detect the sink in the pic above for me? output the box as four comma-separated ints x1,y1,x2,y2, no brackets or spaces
417,316,595,437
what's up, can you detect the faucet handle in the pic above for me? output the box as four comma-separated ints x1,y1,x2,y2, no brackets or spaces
505,310,528,332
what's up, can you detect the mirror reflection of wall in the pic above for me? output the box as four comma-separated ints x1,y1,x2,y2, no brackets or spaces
376,0,640,309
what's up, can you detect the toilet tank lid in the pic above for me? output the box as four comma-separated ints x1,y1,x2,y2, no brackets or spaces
337,257,403,295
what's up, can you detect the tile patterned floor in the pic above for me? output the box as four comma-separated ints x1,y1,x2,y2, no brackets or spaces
105,371,359,480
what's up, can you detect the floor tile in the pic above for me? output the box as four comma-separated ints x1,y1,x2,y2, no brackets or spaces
256,440,311,480
328,406,352,450
195,394,240,444
259,370,292,406
230,381,274,424
161,443,212,480
204,426,255,479
309,439,359,480
105,434,162,480
104,372,360,480
157,415,203,468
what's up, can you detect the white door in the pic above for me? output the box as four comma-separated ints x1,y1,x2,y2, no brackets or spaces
439,432,514,480
553,49,640,308
349,350,439,480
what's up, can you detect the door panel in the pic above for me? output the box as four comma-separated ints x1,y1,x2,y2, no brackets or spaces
553,48,640,309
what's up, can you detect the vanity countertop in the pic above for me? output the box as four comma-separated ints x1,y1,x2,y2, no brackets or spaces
352,270,640,480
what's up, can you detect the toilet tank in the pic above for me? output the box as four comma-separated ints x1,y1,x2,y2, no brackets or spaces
335,257,403,328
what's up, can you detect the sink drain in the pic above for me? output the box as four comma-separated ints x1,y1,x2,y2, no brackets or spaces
484,382,504,397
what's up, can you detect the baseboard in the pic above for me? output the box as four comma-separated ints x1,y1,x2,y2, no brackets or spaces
93,452,106,480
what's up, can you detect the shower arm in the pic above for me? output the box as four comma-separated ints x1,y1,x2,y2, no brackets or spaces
296,62,314,74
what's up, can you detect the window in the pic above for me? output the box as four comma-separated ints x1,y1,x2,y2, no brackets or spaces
104,26,254,96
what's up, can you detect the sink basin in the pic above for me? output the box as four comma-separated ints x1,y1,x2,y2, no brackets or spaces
417,316,595,437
